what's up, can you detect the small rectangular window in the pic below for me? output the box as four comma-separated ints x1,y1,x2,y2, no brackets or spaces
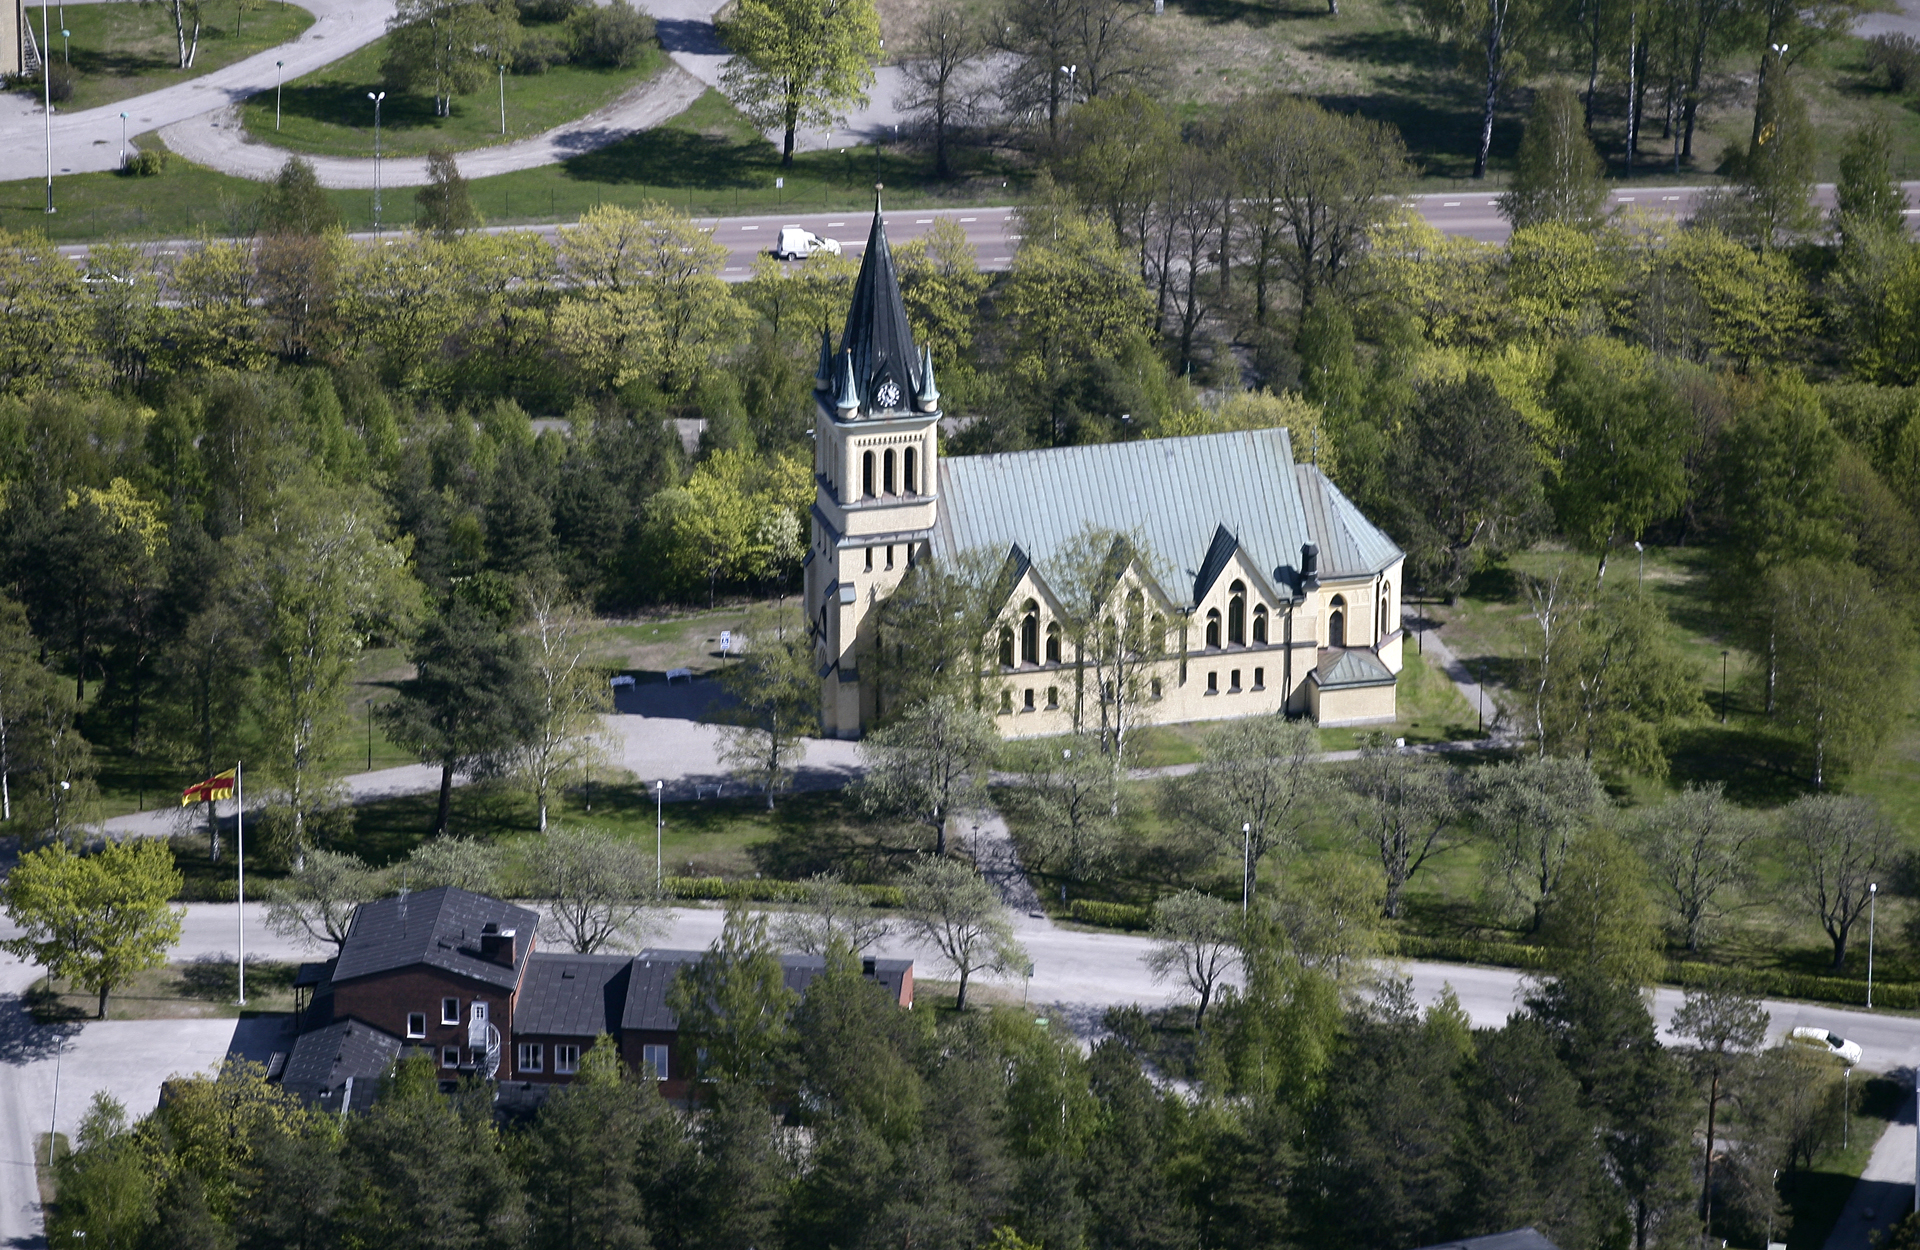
555,1045,581,1075
517,1043,543,1073
1023,688,1035,711
406,1013,427,1039
1230,669,1241,692
470,1002,488,1023
1253,667,1265,689
643,1044,670,1079
886,544,895,569
864,547,874,572
441,1047,460,1069
441,997,460,1025
1151,678,1162,700
1206,672,1218,694
999,689,1013,714
1046,686,1059,709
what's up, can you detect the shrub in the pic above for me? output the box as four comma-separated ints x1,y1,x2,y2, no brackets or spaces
512,31,570,74
517,0,583,21
43,62,74,103
566,0,654,69
659,876,903,908
1867,33,1920,93
127,148,169,176
1067,899,1153,930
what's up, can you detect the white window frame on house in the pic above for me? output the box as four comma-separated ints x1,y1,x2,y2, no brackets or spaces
441,997,460,1025
441,1047,460,1069
642,1044,670,1079
406,1013,427,1039
518,1043,543,1073
555,1044,581,1074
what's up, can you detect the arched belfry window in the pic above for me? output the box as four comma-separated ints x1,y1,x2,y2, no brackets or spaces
1045,622,1061,664
1228,580,1246,647
1205,609,1221,650
904,447,917,495
862,450,875,499
1253,604,1268,645
1328,595,1347,649
1020,601,1040,666
883,449,896,495
1379,583,1392,636
999,628,1015,669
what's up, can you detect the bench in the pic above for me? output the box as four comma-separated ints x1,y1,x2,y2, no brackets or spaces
665,667,693,684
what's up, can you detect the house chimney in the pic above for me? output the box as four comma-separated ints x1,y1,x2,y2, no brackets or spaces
479,923,516,966
1300,543,1320,593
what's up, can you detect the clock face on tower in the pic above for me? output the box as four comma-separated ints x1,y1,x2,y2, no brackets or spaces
876,380,901,410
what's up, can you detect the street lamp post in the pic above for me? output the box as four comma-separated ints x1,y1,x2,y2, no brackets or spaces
1869,882,1878,1008
1720,650,1729,724
654,779,664,893
275,60,284,131
118,112,127,169
1241,822,1251,913
498,62,507,135
368,90,386,235
1634,540,1644,587
43,0,55,213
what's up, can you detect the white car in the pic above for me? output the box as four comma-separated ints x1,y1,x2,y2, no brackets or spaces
774,227,841,260
1790,1026,1863,1066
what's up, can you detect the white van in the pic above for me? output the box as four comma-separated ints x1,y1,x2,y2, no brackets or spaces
774,227,841,260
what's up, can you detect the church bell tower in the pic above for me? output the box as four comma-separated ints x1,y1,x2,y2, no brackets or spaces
803,189,942,738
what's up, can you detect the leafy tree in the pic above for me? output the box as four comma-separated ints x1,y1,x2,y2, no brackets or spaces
709,612,817,810
1537,586,1704,777
895,219,990,357
901,855,1026,1010
381,595,539,836
899,1,984,179
1540,826,1663,988
1632,783,1761,951
1671,981,1768,1235
0,229,101,395
717,0,880,165
49,1093,158,1248
416,149,482,239
385,0,520,116
1341,736,1460,919
855,692,996,855
1719,66,1817,249
1081,1040,1196,1250
513,580,610,832
1385,369,1542,595
1766,558,1913,788
1662,227,1810,370
259,157,340,237
151,1057,306,1221
1166,712,1324,904
264,850,384,953
1270,854,1390,983
1471,753,1606,932
566,0,654,67
1,837,183,1018
669,902,800,1088
1144,889,1239,1028
1779,793,1896,971
1833,120,1909,252
524,826,662,953
995,0,1161,140
1416,0,1547,177
1228,94,1410,327
772,872,893,955
1545,339,1695,574
1500,83,1607,229
870,546,1014,714
1016,737,1120,899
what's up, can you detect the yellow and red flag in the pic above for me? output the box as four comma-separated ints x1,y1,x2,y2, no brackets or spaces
181,769,237,807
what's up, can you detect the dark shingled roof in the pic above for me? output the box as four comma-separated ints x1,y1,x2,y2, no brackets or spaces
280,1019,401,1112
332,886,538,991
1409,1230,1561,1250
827,201,922,417
514,953,631,1038
620,951,914,1032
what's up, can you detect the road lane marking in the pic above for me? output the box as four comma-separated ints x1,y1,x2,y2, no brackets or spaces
1443,201,1460,207
960,216,977,221
740,225,757,230
1663,195,1681,201
1619,196,1636,201
827,221,845,226
993,255,1010,261
916,218,933,223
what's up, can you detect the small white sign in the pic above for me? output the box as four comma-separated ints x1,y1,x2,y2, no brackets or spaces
720,630,732,656
775,177,784,189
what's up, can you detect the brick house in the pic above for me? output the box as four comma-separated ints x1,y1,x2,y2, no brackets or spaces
280,885,913,1108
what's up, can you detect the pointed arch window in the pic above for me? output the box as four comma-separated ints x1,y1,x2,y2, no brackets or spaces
1253,604,1269,645
1205,608,1221,650
1045,622,1061,665
1228,580,1246,647
904,446,917,495
1020,601,1040,666
1328,595,1347,649
1379,582,1392,637
862,450,875,499
999,627,1015,670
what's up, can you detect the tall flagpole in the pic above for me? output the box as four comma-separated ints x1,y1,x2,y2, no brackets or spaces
236,762,246,1007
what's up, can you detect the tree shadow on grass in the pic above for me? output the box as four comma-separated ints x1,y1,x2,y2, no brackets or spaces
176,955,297,1002
1171,0,1345,28
561,126,770,189
1663,723,1814,808
744,792,918,883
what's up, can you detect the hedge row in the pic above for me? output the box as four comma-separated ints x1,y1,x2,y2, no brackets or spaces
660,877,904,909
1067,899,1153,931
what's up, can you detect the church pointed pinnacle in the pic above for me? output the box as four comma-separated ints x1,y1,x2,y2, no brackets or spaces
916,343,940,411
814,324,833,391
835,350,860,414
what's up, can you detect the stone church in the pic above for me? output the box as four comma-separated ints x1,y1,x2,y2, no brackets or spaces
803,201,1407,741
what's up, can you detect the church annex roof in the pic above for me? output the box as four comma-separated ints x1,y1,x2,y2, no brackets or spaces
1313,647,1397,688
827,196,923,417
932,429,1400,607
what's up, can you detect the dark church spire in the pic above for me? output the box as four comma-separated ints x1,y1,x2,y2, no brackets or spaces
833,185,922,417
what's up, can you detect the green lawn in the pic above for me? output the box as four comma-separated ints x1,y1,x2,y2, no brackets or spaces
235,29,666,158
37,0,313,114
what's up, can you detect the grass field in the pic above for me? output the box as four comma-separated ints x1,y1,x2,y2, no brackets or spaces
234,29,666,158
23,959,298,1022
32,0,313,114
